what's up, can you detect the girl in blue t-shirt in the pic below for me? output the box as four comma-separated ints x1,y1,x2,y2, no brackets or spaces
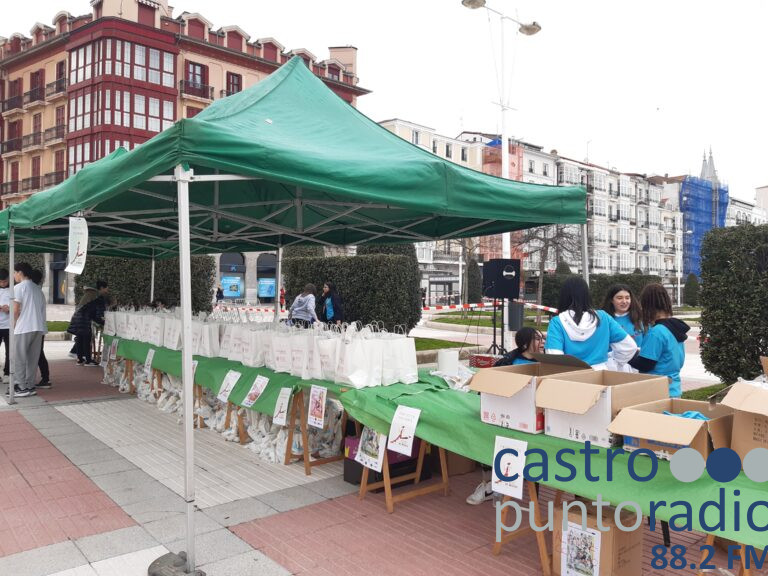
602,283,644,347
545,277,638,369
494,327,544,367
628,283,690,397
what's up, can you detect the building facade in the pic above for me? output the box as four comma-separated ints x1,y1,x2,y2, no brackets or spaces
1,0,367,303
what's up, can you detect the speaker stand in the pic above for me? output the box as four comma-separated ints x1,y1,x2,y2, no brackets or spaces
487,298,507,355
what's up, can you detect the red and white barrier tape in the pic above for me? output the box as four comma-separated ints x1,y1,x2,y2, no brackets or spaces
421,300,559,314
214,305,286,313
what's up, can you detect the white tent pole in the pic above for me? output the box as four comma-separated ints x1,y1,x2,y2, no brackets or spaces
8,228,15,405
174,165,196,573
150,249,156,303
274,245,282,324
581,223,590,285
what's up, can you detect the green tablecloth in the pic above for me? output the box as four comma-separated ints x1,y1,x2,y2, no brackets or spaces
340,383,768,547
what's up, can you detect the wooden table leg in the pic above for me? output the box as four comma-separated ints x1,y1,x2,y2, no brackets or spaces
224,402,233,431
698,534,716,576
237,410,248,445
438,447,450,496
298,390,312,476
283,392,300,466
381,451,394,513
358,463,370,500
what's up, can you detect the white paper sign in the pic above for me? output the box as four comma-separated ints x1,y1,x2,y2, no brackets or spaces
144,349,155,377
562,521,602,576
355,426,387,472
217,370,242,403
192,360,198,377
387,406,421,457
307,385,327,429
241,375,269,408
65,217,89,274
491,436,528,500
272,387,292,426
109,339,119,360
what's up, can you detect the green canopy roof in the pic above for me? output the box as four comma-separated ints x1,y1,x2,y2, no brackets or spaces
1,57,585,257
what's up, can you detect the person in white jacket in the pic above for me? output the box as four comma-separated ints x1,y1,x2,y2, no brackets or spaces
545,277,637,369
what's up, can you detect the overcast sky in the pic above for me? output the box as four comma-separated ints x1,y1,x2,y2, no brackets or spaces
3,0,765,201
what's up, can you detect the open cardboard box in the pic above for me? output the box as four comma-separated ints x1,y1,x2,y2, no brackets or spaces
608,398,733,460
469,354,591,433
721,380,768,460
536,370,669,448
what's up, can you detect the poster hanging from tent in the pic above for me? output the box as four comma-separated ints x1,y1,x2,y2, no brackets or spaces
64,217,89,274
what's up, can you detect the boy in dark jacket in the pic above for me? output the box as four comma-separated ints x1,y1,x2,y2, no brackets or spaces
68,286,106,366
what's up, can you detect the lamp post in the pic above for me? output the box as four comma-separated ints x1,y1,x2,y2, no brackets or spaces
461,0,541,260
677,228,693,305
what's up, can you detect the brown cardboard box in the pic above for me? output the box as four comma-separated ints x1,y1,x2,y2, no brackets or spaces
553,504,643,576
607,398,733,460
429,448,476,476
469,356,591,433
536,371,669,448
721,381,768,460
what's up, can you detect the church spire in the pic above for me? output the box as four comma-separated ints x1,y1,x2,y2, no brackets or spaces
700,150,708,180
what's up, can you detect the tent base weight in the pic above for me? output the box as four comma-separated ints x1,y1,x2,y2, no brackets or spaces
148,551,205,576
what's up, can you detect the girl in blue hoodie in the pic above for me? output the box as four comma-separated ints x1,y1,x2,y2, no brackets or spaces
545,277,638,369
628,283,689,397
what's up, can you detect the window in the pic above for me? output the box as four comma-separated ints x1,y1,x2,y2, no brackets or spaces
461,147,468,162
542,163,549,177
187,62,203,86
134,45,147,82
163,101,174,130
55,150,65,173
138,3,155,27
445,143,452,158
432,140,437,154
592,198,607,217
226,72,242,95
133,94,146,130
411,130,420,146
163,53,174,87
528,160,535,174
619,177,632,197
186,106,203,118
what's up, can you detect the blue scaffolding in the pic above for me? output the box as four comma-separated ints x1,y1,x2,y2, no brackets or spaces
680,176,728,277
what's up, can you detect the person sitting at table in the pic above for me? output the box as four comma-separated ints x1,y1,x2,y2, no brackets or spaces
545,277,637,369
494,327,543,366
628,283,689,398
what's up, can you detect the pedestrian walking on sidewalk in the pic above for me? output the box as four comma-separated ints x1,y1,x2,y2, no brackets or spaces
67,284,106,367
288,284,318,328
10,263,47,397
0,269,11,383
29,270,51,389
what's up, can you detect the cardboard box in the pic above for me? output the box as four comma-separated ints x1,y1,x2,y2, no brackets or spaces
469,354,502,368
469,355,591,433
536,371,669,448
553,504,642,576
608,398,733,460
721,381,768,460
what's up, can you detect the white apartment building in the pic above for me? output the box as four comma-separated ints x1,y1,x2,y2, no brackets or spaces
726,196,768,226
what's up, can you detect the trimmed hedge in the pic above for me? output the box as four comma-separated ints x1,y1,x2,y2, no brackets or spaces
700,224,768,382
282,253,422,331
684,273,700,306
541,273,663,308
0,254,46,278
74,255,216,312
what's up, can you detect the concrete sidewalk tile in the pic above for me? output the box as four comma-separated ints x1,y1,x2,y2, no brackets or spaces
37,423,88,438
304,476,359,499
202,498,278,527
120,495,186,524
255,485,327,513
90,469,156,493
143,510,221,544
200,550,291,576
0,541,87,576
77,458,137,478
48,565,99,576
62,448,120,467
102,480,178,507
167,528,253,566
74,525,158,563
90,545,169,576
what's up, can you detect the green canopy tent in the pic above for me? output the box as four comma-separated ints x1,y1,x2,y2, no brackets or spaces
1,57,586,572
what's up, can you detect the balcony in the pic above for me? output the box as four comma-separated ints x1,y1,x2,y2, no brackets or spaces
180,80,214,100
1,138,22,155
1,95,23,115
432,250,459,262
23,87,46,108
609,241,618,248
22,132,43,150
21,176,41,193
46,77,67,99
219,89,240,98
44,124,66,144
43,171,66,188
0,181,19,196
609,214,619,222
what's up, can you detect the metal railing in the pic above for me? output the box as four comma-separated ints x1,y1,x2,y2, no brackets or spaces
21,176,41,192
1,138,22,154
23,87,45,105
45,77,67,97
22,132,43,148
180,80,214,100
44,171,66,187
44,124,66,142
1,95,23,113
0,181,19,196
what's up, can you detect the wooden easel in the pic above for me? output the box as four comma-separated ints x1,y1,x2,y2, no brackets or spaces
492,482,556,576
124,359,135,394
283,389,350,475
698,533,753,576
358,441,450,514
223,401,248,445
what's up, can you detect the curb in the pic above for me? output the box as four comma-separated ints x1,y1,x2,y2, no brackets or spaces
46,332,71,341
424,321,500,335
416,345,485,365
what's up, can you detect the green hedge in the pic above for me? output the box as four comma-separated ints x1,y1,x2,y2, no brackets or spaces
74,255,216,312
541,273,663,308
282,253,422,330
467,258,482,304
0,254,46,278
684,273,700,306
700,224,768,382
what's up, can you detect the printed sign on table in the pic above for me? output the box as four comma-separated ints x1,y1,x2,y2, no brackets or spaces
109,339,120,360
272,387,292,426
65,217,89,274
192,360,198,377
241,375,269,408
355,426,387,472
491,436,528,500
387,406,421,457
562,521,602,576
307,385,327,429
216,370,242,403
144,349,155,378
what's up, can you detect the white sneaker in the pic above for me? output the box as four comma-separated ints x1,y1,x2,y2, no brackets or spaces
466,481,494,505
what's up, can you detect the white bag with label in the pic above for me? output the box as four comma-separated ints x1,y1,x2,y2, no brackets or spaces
290,331,311,379
147,315,165,348
315,335,338,381
227,325,247,363
335,331,368,389
219,324,234,359
104,312,116,336
164,318,181,350
272,330,292,373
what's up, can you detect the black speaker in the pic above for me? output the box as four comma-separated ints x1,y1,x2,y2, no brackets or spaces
482,258,521,299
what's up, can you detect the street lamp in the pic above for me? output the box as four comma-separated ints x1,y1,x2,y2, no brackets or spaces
462,0,541,260
677,229,693,305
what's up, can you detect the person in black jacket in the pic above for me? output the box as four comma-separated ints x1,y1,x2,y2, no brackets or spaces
67,286,106,366
319,282,344,325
